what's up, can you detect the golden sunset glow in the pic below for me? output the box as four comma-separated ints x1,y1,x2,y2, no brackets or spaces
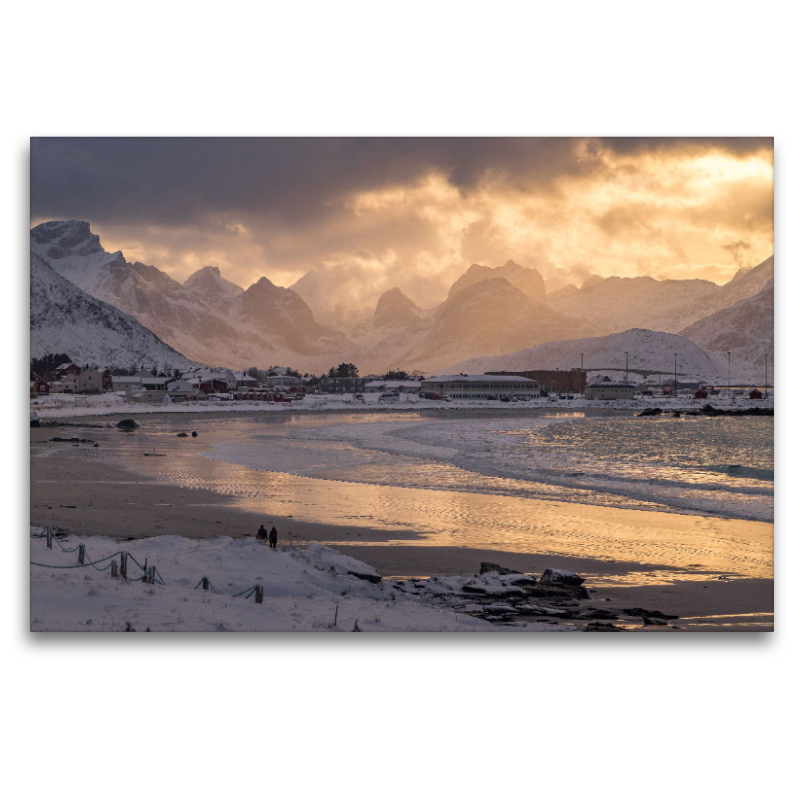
30,137,773,321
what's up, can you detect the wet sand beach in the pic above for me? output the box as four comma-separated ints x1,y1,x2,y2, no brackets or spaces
30,413,774,631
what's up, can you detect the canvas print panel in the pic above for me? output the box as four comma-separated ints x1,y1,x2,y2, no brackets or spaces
29,137,774,632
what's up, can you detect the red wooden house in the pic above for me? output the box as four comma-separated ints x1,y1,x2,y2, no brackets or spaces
30,371,49,396
55,362,82,379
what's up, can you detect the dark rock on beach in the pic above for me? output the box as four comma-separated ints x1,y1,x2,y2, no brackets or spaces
583,622,626,632
641,616,668,626
480,562,519,575
637,407,662,417
116,419,139,430
347,571,382,584
700,404,772,417
622,607,679,620
540,568,585,587
528,584,590,601
576,608,621,621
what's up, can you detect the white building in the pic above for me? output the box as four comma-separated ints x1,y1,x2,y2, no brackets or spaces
420,374,540,399
235,372,260,389
52,374,79,393
585,382,636,400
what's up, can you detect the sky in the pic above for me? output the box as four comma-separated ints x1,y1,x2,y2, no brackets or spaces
30,137,774,322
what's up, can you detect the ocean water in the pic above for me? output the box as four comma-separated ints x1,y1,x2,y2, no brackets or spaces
42,410,773,582
265,412,775,522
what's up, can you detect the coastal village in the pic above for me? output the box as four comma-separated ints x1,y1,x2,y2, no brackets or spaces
30,360,771,410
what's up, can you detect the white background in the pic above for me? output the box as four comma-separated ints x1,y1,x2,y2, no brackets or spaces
5,2,796,798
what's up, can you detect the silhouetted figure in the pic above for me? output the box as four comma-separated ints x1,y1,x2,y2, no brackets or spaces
268,526,278,549
257,524,267,542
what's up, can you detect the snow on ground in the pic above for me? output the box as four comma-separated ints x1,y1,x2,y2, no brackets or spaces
30,530,565,632
31,387,774,420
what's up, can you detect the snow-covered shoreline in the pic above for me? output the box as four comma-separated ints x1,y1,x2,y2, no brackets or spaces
30,529,573,632
31,388,774,421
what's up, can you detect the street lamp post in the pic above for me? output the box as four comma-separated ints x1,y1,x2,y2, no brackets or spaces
727,351,731,396
625,351,629,384
674,353,677,397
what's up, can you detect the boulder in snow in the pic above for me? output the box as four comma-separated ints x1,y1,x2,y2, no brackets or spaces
540,568,584,586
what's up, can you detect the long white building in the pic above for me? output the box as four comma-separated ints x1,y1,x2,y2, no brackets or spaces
585,382,636,400
421,374,540,399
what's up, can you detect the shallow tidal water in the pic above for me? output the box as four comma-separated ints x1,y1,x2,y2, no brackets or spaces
39,409,774,588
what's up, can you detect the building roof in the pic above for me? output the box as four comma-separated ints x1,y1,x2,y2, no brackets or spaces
587,382,636,389
424,374,538,384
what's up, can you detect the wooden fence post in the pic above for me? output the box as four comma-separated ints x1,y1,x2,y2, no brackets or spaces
202,577,209,591
46,526,53,549
120,552,128,579
78,544,85,564
110,560,118,578
255,585,263,604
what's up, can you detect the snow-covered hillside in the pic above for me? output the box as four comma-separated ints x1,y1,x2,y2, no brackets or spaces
30,221,774,378
30,250,193,369
546,258,774,336
395,277,596,372
444,328,726,383
30,221,352,371
680,277,773,382
548,276,720,335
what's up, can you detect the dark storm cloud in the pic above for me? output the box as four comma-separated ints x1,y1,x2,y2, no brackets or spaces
597,136,773,158
29,136,774,322
31,136,774,230
30,137,591,227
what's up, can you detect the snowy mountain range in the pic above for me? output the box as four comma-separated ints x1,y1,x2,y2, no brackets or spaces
30,250,193,369
29,220,774,380
679,277,774,380
444,329,728,384
546,257,773,336
388,277,595,373
30,221,349,372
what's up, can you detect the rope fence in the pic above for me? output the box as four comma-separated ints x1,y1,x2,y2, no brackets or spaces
31,526,264,603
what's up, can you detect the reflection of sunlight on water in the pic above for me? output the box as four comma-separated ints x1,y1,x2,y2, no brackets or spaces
52,413,773,585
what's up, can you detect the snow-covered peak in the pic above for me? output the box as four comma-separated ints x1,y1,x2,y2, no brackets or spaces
373,287,422,328
30,220,105,260
183,265,243,299
448,259,546,301
30,220,125,289
246,275,277,292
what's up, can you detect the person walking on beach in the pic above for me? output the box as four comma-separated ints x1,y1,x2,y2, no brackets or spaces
257,524,267,542
268,526,278,549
